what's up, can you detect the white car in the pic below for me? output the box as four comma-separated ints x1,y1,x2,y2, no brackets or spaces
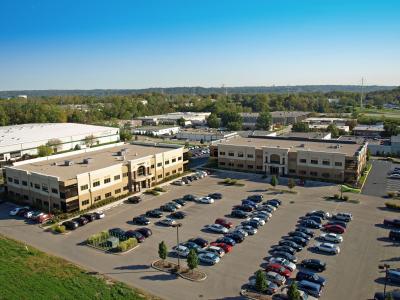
250,217,265,226
172,180,185,186
265,271,286,286
236,225,258,235
255,210,272,218
265,204,277,211
95,211,105,219
233,228,249,237
159,218,177,227
205,224,229,233
198,252,220,265
320,233,343,243
333,212,353,222
314,242,340,254
9,206,29,216
201,246,225,257
389,173,400,179
268,257,296,272
197,197,214,204
173,245,190,257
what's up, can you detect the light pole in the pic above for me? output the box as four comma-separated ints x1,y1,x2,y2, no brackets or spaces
173,223,182,270
379,263,391,298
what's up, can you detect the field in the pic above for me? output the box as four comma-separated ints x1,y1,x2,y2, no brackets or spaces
0,234,150,300
359,108,400,119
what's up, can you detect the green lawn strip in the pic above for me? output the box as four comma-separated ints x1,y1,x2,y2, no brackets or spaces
0,234,152,300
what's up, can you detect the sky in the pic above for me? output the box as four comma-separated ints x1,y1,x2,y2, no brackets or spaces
0,0,399,90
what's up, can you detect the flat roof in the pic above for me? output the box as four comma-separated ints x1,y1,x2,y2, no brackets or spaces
137,112,210,120
0,123,118,148
215,136,362,156
13,143,177,180
134,125,180,131
353,124,385,132
280,132,330,139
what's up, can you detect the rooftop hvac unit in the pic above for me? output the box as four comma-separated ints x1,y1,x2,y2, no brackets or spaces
83,158,93,164
64,160,74,166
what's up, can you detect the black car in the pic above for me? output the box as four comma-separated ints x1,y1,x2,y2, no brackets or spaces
296,270,326,286
136,227,152,238
288,231,311,240
271,251,297,263
284,236,308,247
295,227,315,237
189,237,209,248
270,245,296,255
125,230,145,243
231,209,250,219
208,193,222,199
241,220,260,229
247,194,263,203
62,220,78,230
128,196,142,204
146,209,163,218
16,208,30,217
132,216,150,225
82,213,96,222
306,211,327,220
374,290,400,300
73,217,88,226
233,204,254,212
299,219,321,229
181,177,190,184
327,220,347,228
301,259,326,272
109,228,127,239
173,198,186,206
170,211,186,219
225,233,245,243
266,200,280,207
183,194,196,201
304,215,322,224
278,240,303,251
258,205,274,213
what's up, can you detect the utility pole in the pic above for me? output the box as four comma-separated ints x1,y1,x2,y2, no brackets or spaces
173,223,182,270
360,77,365,110
379,263,391,299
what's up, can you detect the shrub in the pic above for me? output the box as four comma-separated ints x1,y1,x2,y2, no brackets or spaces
52,224,66,234
153,186,166,192
287,281,301,300
144,189,160,196
187,249,198,272
385,202,400,210
270,175,278,187
255,269,267,293
288,178,296,189
387,192,396,198
333,194,340,199
158,241,167,261
343,195,349,201
87,231,110,245
117,238,138,252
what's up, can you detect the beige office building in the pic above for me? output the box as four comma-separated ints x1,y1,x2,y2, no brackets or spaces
210,136,367,184
4,142,188,213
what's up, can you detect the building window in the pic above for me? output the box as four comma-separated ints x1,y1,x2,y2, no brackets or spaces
178,167,182,171
219,151,225,155
322,160,330,166
93,181,100,187
165,160,170,165
289,169,296,173
123,172,129,177
237,164,244,168
299,170,307,175
165,172,170,177
13,179,20,184
53,203,59,209
115,189,121,194
23,195,29,200
248,165,253,169
82,199,90,206
138,166,145,176
104,178,111,184
178,157,182,161
158,174,163,179
172,170,176,174
310,171,318,176
228,162,234,167
256,166,262,170
22,180,27,186
172,158,176,163
228,152,234,157
157,162,162,167
151,164,155,168
238,152,244,158
123,185,129,191
220,162,226,166
94,196,101,202
7,177,12,182
322,173,330,178
114,175,121,180
151,177,155,181
310,160,318,165
42,185,49,194
247,154,254,158
81,184,89,191
105,192,112,198
335,162,343,167
34,183,40,189
299,159,307,163
51,188,58,194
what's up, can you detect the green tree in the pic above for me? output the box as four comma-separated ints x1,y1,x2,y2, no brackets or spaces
0,106,9,126
207,113,221,128
292,122,310,132
84,135,97,147
37,145,53,157
255,111,272,130
220,111,242,130
327,124,340,138
288,178,296,189
187,249,198,273
287,281,301,300
270,175,278,187
384,121,399,137
158,241,167,263
177,117,186,126
46,138,62,153
255,269,267,293
119,129,132,141
366,149,371,161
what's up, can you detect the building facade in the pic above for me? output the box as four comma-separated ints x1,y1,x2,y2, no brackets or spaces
176,129,237,142
241,111,309,129
209,136,367,184
4,142,188,213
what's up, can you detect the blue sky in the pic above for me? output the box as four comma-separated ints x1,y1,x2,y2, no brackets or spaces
0,0,399,90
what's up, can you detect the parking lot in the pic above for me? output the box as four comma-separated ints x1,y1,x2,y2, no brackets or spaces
0,170,399,300
363,159,400,197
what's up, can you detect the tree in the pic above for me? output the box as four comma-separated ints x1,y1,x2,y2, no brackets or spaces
46,138,62,153
255,111,272,130
207,113,221,128
220,111,242,130
270,175,278,187
255,269,267,293
287,281,301,300
366,149,371,161
384,121,399,137
288,178,296,189
292,122,310,132
158,241,167,263
327,124,340,138
177,117,186,127
84,134,97,147
37,145,53,157
119,129,132,141
187,249,198,273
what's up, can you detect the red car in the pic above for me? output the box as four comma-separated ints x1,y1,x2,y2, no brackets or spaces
323,224,345,234
210,242,233,253
265,263,292,278
36,213,53,224
215,218,233,229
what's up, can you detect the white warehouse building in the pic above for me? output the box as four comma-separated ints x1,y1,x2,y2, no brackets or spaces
0,123,120,163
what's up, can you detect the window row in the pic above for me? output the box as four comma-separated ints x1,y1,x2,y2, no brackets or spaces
298,159,342,166
7,177,58,194
219,151,254,159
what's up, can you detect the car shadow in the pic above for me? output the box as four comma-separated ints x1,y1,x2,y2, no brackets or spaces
377,236,393,243
381,257,400,262
374,223,387,229
307,247,336,256
200,228,221,234
374,277,400,287
141,273,177,281
114,264,150,271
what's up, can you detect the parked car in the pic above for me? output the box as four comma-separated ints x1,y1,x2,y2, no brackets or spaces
314,242,340,254
326,220,347,228
265,271,286,286
200,246,225,257
242,199,258,208
332,212,353,222
296,270,326,286
172,180,185,186
109,228,126,238
374,290,400,300
284,236,308,247
94,211,105,219
232,228,248,237
265,263,292,278
197,196,214,204
173,245,190,257
323,224,345,234
127,196,141,204
304,215,323,224
241,220,261,229
209,242,233,253
16,207,30,217
36,214,53,224
146,209,163,218
82,213,96,222
297,280,322,298
248,278,278,295
319,233,343,243
295,227,315,237
215,236,236,246
208,193,222,199
158,218,177,227
189,237,209,248
233,204,253,212
182,241,202,252
288,231,311,240
173,198,186,206
250,217,265,226
132,216,150,225
236,225,257,235
135,227,152,238
24,210,38,219
388,269,400,284
306,210,330,219
268,257,296,272
271,251,297,263
9,206,29,216
278,240,303,251
225,233,245,243
62,220,79,230
300,219,322,229
389,230,400,241
271,246,296,256
205,224,229,234
215,218,233,229
183,194,196,201
73,216,88,226
301,259,326,272
198,252,220,265
266,199,281,207
384,218,400,228
231,209,250,219
247,194,263,203
160,204,177,212
125,230,145,243
170,211,186,219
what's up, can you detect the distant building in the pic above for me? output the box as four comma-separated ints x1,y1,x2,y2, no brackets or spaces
132,126,180,136
17,95,28,99
303,117,352,132
280,131,332,140
240,111,309,129
135,112,211,126
328,98,340,104
353,124,385,137
118,119,143,128
176,128,237,142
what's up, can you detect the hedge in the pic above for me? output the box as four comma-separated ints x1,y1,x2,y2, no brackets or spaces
385,202,400,211
87,231,110,245
144,189,160,196
51,224,66,234
153,186,166,192
117,238,138,252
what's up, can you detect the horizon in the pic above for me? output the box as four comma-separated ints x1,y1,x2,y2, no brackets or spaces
1,0,399,90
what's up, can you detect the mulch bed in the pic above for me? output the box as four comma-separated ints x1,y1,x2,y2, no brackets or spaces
151,260,207,282
240,289,274,300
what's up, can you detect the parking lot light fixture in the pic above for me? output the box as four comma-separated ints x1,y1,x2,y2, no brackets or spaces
172,223,182,270
378,263,391,298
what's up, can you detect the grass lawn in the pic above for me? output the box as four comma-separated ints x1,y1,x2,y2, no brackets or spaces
0,234,154,300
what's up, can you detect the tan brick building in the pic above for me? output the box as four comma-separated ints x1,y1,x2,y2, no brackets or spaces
4,142,188,213
210,136,367,184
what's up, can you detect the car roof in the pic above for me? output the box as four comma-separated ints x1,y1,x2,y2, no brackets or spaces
298,280,321,289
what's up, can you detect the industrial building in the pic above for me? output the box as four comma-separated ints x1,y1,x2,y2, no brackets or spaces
176,128,238,143
209,136,367,184
135,112,211,126
353,124,385,137
4,142,188,213
241,111,310,129
0,123,120,164
132,126,181,136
